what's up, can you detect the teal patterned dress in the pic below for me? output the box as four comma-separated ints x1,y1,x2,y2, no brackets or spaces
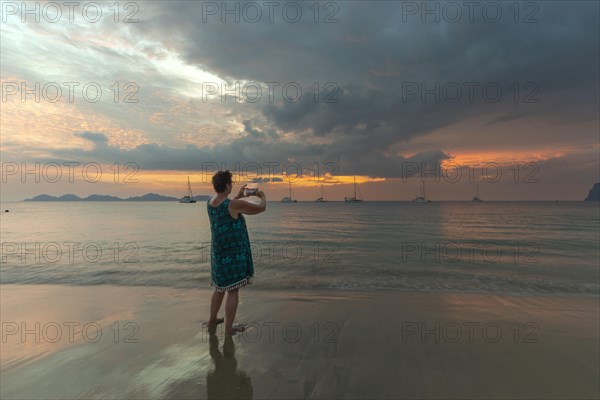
207,198,254,291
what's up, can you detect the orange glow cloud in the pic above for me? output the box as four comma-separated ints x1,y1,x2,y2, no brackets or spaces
0,84,149,153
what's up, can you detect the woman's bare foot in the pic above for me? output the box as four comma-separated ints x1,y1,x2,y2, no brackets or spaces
207,317,224,326
205,318,224,335
225,324,245,336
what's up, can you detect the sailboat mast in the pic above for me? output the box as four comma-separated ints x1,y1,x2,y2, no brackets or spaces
321,183,324,198
353,176,357,198
289,180,292,198
188,177,193,198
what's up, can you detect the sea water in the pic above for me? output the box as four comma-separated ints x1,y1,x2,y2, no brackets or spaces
1,201,598,295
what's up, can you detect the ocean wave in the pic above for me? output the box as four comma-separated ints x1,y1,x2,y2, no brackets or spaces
1,267,597,296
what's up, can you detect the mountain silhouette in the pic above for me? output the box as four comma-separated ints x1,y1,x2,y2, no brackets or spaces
584,183,599,201
24,193,211,202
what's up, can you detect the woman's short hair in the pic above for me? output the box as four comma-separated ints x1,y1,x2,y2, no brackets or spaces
212,170,233,193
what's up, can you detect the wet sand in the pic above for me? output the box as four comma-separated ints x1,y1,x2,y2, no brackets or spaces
1,284,598,399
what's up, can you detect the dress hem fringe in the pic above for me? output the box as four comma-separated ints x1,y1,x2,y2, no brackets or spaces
212,277,253,292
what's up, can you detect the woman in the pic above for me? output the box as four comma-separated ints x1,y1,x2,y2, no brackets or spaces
206,170,267,335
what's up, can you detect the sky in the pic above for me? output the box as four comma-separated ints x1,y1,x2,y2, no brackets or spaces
1,0,599,201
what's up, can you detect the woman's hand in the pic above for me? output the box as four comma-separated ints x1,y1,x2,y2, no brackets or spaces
234,184,248,199
231,189,267,215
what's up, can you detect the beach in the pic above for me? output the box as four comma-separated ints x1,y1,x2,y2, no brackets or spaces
1,284,598,399
3,0,599,398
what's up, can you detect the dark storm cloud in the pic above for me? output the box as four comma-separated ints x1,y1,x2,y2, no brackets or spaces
75,131,109,144
137,1,598,93
242,119,279,140
250,177,284,183
23,1,595,180
129,1,598,172
46,131,450,179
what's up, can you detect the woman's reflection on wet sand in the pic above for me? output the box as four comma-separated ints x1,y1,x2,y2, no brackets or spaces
160,329,253,400
207,334,253,400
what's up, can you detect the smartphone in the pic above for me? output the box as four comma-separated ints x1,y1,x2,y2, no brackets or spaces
244,187,258,196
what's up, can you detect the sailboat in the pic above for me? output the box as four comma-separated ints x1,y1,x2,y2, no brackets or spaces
281,181,298,203
179,176,197,203
413,180,431,203
315,184,327,202
472,183,483,202
344,176,364,203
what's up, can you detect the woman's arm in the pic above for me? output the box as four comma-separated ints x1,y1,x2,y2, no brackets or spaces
230,191,267,216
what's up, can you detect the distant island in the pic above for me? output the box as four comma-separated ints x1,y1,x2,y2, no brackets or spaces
24,193,211,202
584,183,600,201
